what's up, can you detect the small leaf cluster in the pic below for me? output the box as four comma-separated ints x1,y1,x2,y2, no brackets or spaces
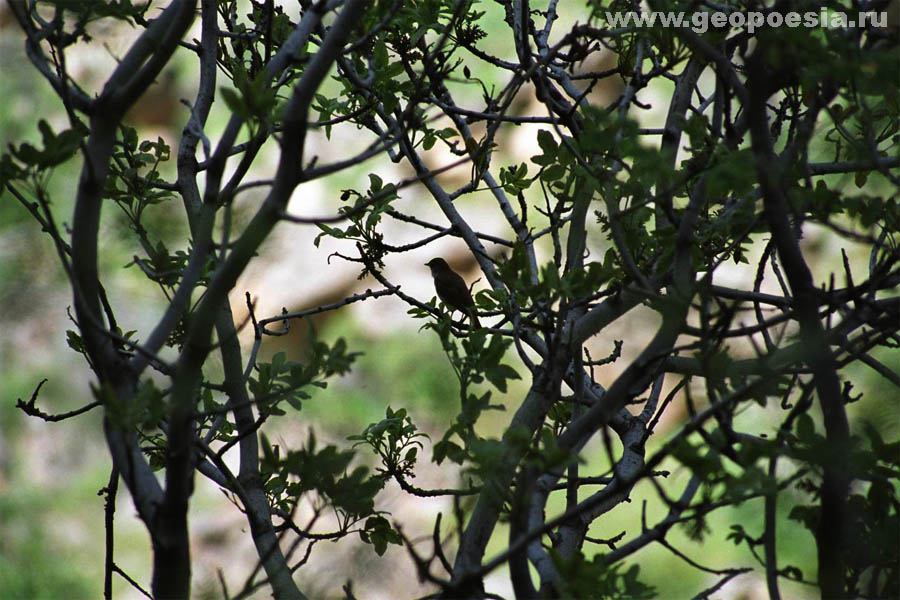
217,0,297,82
785,420,899,597
424,324,520,468
315,173,398,274
106,127,188,287
4,120,85,175
552,554,657,600
260,431,385,523
92,377,168,474
52,0,150,30
220,63,280,132
350,407,428,483
249,338,361,418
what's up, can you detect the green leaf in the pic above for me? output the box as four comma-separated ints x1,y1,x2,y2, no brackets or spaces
537,129,558,155
220,87,247,119
540,163,566,182
796,413,816,442
484,363,520,393
433,439,465,465
360,516,402,556
66,330,85,354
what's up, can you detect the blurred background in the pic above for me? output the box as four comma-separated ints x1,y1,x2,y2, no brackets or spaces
1,2,897,598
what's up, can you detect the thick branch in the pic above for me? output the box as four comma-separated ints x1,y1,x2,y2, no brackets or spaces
746,50,850,599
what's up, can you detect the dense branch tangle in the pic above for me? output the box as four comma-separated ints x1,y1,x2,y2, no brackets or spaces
3,0,898,599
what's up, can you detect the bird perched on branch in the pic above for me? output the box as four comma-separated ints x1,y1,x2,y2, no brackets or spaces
425,258,481,329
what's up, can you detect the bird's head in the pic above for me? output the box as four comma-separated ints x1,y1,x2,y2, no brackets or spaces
425,258,451,273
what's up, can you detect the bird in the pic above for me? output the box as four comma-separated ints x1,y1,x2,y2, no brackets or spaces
425,258,481,329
